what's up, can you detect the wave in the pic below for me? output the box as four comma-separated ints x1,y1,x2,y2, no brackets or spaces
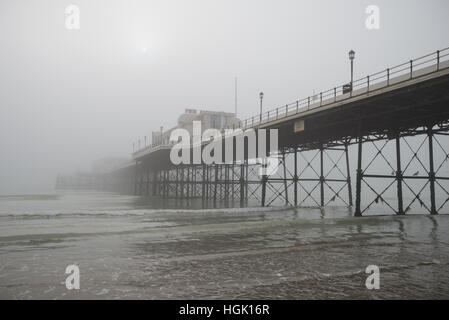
0,205,297,219
0,194,60,201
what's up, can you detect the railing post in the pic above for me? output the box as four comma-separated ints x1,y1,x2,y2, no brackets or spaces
367,75,370,93
387,68,390,86
308,97,310,109
437,50,440,71
334,87,336,102
285,104,288,117
410,60,413,79
296,101,299,113
320,92,322,106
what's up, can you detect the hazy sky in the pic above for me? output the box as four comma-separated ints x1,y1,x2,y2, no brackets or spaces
0,0,448,193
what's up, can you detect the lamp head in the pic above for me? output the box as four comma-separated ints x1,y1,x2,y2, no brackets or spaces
349,50,355,61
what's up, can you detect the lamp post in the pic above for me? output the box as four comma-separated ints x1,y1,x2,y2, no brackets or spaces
259,92,264,122
349,50,355,91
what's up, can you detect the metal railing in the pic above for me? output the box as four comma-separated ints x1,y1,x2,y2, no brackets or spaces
237,47,449,130
133,140,176,156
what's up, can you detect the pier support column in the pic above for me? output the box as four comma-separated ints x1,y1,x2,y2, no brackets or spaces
261,159,268,207
428,126,437,215
186,167,190,200
240,164,245,207
396,136,404,215
202,165,206,202
282,152,289,206
206,166,210,199
224,165,229,203
294,149,298,206
261,174,267,207
320,145,325,207
345,143,353,207
138,165,144,195
245,162,249,205
355,135,363,217
146,167,150,196
134,161,138,195
164,170,169,198
175,168,179,198
141,171,145,195
180,167,185,199
152,171,157,196
213,165,218,204
193,166,197,199
191,166,195,199
161,170,165,198
159,171,163,197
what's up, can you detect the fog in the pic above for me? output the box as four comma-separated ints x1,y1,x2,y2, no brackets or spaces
0,0,448,194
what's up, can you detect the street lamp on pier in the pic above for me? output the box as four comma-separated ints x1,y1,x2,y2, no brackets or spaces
259,92,264,122
349,50,355,91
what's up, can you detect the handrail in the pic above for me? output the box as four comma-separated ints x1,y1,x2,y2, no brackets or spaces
237,46,449,130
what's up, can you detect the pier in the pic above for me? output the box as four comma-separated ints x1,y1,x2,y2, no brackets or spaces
96,47,449,216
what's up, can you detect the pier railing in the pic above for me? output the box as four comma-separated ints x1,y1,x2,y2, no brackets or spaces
238,47,449,130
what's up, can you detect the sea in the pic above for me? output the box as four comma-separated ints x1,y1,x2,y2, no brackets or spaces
0,191,448,299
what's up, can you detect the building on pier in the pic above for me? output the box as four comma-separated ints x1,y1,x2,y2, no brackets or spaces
151,109,240,147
